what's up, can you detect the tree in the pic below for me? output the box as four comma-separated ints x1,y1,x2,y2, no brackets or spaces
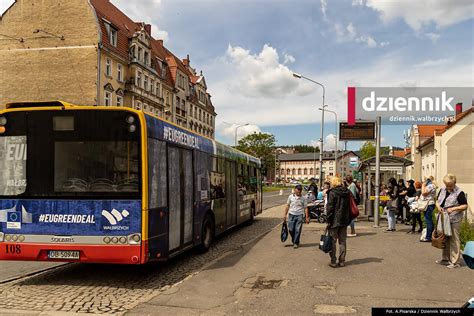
293,145,320,153
359,142,392,160
236,132,276,176
360,141,376,160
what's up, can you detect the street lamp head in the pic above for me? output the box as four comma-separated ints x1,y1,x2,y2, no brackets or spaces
292,73,302,79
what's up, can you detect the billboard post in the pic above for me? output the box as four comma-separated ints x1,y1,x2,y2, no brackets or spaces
374,116,381,227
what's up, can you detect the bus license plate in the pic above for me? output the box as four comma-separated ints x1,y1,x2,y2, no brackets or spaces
48,250,80,260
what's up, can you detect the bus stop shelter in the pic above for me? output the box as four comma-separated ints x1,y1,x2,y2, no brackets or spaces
358,155,414,217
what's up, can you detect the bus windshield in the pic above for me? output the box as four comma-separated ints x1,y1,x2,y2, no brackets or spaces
0,110,141,198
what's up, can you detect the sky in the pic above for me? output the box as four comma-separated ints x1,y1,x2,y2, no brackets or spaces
1,0,473,150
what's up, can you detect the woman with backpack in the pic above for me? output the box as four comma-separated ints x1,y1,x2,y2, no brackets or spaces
325,176,352,268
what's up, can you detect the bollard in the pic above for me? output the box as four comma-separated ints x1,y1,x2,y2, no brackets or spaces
279,189,283,196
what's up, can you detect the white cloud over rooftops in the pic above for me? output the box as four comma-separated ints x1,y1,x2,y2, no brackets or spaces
353,0,474,31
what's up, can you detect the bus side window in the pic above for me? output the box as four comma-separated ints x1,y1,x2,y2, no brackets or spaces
148,138,167,209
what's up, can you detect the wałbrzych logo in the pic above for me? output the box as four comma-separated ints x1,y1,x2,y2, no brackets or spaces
101,209,130,231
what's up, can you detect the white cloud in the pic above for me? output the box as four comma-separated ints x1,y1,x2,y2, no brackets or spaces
218,123,262,144
309,134,342,151
414,58,449,68
284,53,296,64
354,0,474,31
320,0,328,20
225,44,309,98
425,32,441,43
110,0,169,41
333,22,385,48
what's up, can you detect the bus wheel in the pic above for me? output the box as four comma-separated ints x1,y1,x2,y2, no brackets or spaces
198,214,214,253
245,204,255,226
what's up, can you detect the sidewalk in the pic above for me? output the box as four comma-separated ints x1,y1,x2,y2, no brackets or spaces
127,206,473,315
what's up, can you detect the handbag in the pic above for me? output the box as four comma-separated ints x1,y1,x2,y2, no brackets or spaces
416,199,429,212
319,227,333,253
348,194,359,219
431,212,446,249
281,221,288,242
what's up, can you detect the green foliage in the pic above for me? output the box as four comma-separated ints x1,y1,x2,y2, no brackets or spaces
359,142,392,160
360,141,376,160
460,219,474,251
293,145,319,153
236,132,276,176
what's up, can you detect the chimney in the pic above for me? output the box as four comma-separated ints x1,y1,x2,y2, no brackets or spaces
144,24,151,36
455,103,462,116
182,54,190,67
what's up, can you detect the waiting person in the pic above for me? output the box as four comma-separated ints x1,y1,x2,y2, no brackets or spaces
407,180,423,234
345,175,357,237
322,181,331,205
435,174,468,268
386,178,399,232
283,184,309,249
309,181,318,198
405,179,416,224
397,179,408,224
420,176,436,242
325,176,351,268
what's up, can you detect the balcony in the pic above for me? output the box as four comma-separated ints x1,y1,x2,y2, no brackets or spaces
125,80,164,106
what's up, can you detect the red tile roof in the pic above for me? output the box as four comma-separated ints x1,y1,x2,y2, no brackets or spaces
90,0,139,60
417,125,447,137
392,150,406,158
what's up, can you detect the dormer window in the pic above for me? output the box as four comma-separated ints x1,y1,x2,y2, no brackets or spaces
144,51,149,66
104,22,117,47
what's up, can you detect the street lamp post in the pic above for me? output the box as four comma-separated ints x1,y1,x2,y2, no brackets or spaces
320,107,338,176
292,73,326,188
234,123,249,147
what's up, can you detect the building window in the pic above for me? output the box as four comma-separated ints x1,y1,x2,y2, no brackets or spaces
298,169,302,175
104,91,111,106
138,47,143,62
104,23,117,47
304,168,307,175
150,79,154,94
144,51,149,66
144,75,148,91
105,58,112,77
116,95,123,106
117,64,123,82
156,82,160,97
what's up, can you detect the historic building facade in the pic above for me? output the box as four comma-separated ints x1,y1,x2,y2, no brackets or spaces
0,0,216,138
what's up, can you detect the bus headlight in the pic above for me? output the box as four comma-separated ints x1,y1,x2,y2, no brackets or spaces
4,234,11,241
0,232,4,242
119,237,127,244
12,235,18,241
103,237,111,244
128,124,136,133
126,115,135,124
129,234,141,244
0,116,6,126
18,235,25,242
111,237,119,244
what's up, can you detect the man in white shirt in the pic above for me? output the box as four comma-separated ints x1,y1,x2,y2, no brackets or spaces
283,184,309,248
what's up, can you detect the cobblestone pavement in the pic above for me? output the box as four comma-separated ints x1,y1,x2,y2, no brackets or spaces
0,206,284,315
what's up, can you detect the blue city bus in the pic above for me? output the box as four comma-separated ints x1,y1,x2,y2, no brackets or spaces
0,101,262,264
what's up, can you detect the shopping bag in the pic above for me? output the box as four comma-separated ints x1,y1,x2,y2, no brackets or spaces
281,221,288,242
420,228,427,241
319,228,333,253
431,213,446,249
441,211,452,237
